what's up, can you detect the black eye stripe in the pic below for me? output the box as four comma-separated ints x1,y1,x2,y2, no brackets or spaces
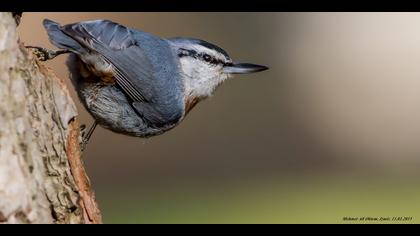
178,48,197,58
178,48,229,66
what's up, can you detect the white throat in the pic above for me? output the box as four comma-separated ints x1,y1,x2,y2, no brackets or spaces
179,58,230,99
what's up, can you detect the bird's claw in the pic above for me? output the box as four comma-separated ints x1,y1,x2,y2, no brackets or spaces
80,124,88,152
25,46,69,61
80,124,87,135
79,122,97,152
26,46,55,61
80,138,88,152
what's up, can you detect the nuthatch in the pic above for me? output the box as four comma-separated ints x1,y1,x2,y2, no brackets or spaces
30,19,268,149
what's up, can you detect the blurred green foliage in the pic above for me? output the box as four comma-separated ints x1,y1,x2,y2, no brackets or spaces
98,176,420,224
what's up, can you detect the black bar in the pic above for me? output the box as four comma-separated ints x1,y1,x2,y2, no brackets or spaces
1,0,418,12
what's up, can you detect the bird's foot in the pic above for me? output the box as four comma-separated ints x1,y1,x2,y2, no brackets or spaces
79,124,87,152
26,46,69,61
80,124,87,137
80,122,98,152
80,138,89,152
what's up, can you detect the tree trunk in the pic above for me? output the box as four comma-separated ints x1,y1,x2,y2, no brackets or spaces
0,12,102,224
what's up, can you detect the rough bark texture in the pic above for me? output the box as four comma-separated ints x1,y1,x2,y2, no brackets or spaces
0,12,102,224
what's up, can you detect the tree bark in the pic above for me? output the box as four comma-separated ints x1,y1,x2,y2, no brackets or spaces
0,12,102,224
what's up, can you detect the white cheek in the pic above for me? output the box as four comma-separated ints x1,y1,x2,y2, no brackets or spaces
180,59,222,98
180,60,202,77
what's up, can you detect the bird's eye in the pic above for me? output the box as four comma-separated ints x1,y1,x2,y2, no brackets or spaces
203,54,212,62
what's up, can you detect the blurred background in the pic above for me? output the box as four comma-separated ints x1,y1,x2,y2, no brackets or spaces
17,13,420,223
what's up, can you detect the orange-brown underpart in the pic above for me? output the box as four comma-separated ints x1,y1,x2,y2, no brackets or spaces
77,58,116,85
185,95,201,115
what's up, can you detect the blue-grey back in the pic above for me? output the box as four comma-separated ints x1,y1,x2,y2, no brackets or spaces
61,20,184,102
49,19,186,125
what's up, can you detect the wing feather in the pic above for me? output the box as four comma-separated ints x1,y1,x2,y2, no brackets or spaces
60,20,154,103
54,19,184,126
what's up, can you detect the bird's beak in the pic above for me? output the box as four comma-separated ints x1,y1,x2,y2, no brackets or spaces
223,63,269,74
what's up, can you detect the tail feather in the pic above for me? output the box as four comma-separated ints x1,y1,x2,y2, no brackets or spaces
43,19,86,53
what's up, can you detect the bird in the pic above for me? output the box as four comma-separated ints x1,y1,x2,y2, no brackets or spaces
29,19,268,150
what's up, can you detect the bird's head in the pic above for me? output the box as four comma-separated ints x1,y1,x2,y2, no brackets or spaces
169,38,268,99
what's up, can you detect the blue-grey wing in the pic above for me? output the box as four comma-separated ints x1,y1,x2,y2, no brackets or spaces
60,19,135,50
59,20,151,102
94,43,185,126
48,19,185,126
